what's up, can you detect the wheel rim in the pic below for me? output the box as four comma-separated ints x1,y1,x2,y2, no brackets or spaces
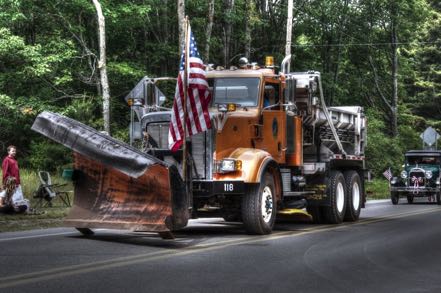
352,182,360,210
261,186,273,223
336,182,345,213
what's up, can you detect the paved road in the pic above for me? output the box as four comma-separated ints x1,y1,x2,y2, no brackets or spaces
1,199,441,293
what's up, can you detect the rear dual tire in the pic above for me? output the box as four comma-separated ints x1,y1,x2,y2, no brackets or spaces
343,171,362,222
322,171,347,224
308,170,362,224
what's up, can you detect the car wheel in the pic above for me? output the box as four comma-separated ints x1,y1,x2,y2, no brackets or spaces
436,192,441,205
407,195,414,204
391,192,399,205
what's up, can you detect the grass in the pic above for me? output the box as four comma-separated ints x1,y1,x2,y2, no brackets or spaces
365,178,390,200
0,169,73,232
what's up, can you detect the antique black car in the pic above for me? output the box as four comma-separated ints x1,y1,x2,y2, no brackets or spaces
390,150,441,204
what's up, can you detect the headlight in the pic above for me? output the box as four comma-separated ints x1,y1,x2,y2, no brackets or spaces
217,159,242,173
425,170,433,179
401,171,407,179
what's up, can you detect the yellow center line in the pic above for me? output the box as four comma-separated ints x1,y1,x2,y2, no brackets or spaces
0,207,439,289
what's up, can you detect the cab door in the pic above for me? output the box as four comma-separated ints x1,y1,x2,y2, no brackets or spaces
257,80,286,164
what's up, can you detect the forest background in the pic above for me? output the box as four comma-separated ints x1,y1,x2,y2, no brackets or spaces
0,0,440,181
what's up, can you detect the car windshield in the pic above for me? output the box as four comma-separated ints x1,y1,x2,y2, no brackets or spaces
406,156,441,165
209,77,260,107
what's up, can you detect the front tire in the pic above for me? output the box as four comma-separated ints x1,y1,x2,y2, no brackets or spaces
242,173,276,234
344,171,362,222
407,195,414,204
323,170,346,224
391,192,399,205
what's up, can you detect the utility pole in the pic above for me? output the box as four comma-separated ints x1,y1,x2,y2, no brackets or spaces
285,0,293,71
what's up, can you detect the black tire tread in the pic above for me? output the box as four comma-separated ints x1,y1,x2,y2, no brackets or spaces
391,192,399,205
322,170,346,224
242,173,276,235
343,170,361,222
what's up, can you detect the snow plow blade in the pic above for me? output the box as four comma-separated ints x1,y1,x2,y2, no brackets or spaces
31,111,189,233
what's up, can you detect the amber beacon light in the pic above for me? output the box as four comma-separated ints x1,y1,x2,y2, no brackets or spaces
265,56,274,67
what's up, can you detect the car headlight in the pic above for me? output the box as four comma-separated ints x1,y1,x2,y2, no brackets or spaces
216,159,242,173
425,170,433,179
401,171,407,179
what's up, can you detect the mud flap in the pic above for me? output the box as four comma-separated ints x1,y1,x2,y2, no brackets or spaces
32,111,189,232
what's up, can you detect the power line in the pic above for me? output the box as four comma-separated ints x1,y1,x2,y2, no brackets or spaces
291,41,441,48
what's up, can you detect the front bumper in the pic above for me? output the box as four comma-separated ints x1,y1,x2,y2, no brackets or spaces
391,186,440,196
193,180,247,197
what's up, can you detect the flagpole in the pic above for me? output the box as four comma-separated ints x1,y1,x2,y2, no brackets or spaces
388,167,391,189
182,16,190,202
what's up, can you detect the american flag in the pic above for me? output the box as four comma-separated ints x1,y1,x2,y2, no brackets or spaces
168,26,212,151
383,168,392,181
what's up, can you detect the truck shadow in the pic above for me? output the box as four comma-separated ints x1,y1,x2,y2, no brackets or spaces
66,218,315,248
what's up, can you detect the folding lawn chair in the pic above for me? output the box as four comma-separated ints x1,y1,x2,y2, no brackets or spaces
33,171,71,207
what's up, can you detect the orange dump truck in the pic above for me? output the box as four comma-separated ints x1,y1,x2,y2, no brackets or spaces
32,56,367,237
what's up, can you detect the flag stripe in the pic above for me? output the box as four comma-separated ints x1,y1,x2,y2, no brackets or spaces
168,25,212,151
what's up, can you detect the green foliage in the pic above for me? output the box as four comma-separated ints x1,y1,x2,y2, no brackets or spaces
366,110,404,177
28,140,72,172
365,179,390,199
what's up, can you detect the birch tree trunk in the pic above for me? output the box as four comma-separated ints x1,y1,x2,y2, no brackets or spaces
92,0,110,135
285,0,293,58
245,0,251,59
391,19,398,137
204,0,215,62
178,0,186,53
223,0,235,67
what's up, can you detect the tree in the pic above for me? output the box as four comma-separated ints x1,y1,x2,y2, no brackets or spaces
92,0,111,134
412,0,441,120
204,0,215,62
178,0,186,52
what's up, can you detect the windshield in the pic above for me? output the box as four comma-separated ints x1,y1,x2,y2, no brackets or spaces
406,156,441,165
209,77,260,107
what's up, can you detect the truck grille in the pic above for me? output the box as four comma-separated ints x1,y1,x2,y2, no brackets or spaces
146,122,169,149
409,170,425,187
145,121,213,180
191,129,214,180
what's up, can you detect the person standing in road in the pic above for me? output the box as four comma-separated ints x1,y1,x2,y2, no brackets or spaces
0,145,29,213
